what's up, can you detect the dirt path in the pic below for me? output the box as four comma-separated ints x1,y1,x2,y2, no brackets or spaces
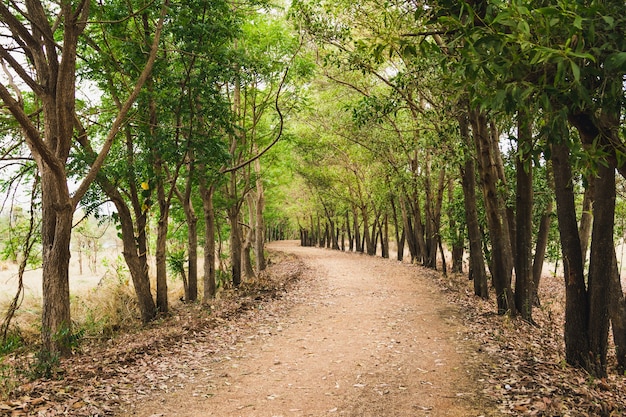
130,241,485,416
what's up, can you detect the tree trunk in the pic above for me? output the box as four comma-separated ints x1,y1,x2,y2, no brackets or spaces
423,161,436,268
155,187,169,314
400,196,416,261
243,197,256,279
199,178,217,300
382,213,389,259
346,211,353,251
340,221,345,251
410,194,427,263
609,251,626,372
424,166,445,269
187,207,198,302
228,206,242,287
586,162,615,377
40,178,73,355
353,207,362,253
550,142,590,369
390,195,404,261
471,109,513,312
153,151,170,314
532,199,552,306
254,156,266,272
362,206,376,255
461,157,488,299
448,178,464,274
514,112,534,322
579,175,594,266
173,160,198,302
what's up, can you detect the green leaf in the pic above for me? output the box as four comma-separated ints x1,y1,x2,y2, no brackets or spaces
602,15,615,29
605,52,626,72
517,19,530,36
573,16,583,30
570,61,580,82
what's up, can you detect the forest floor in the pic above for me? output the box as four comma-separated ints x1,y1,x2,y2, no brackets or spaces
2,240,626,416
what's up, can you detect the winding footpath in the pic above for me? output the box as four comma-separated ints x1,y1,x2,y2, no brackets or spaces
130,241,488,416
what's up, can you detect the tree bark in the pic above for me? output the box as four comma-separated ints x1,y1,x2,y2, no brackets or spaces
448,178,464,274
390,195,404,261
199,178,217,300
460,157,488,299
586,162,615,377
400,196,417,261
254,154,267,272
470,109,514,313
243,197,256,279
104,179,156,323
353,207,362,253
155,170,169,314
173,158,198,302
228,202,243,287
578,175,594,266
550,142,590,369
382,213,389,259
514,112,534,321
424,167,445,269
532,199,552,306
346,211,353,251
609,251,626,372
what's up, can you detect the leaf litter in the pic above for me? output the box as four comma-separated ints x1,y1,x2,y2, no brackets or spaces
2,249,626,416
430,268,626,416
0,252,306,416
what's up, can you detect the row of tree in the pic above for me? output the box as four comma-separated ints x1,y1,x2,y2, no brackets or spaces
284,0,626,378
1,0,625,381
0,0,301,355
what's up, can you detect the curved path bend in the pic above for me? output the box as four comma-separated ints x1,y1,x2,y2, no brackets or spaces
131,241,486,416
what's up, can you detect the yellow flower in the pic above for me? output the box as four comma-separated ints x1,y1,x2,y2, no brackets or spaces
141,182,150,190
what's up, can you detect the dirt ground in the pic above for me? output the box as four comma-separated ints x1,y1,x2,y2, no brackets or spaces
128,241,489,417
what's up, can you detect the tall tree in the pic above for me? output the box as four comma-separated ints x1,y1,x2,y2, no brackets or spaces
0,0,167,353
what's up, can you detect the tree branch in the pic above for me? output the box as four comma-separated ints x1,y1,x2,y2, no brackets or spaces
71,0,170,208
221,38,302,174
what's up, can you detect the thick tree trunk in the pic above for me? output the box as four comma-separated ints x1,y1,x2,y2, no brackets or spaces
514,112,534,322
471,109,514,313
113,196,156,323
40,176,73,355
98,165,156,324
586,162,615,377
550,142,590,369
